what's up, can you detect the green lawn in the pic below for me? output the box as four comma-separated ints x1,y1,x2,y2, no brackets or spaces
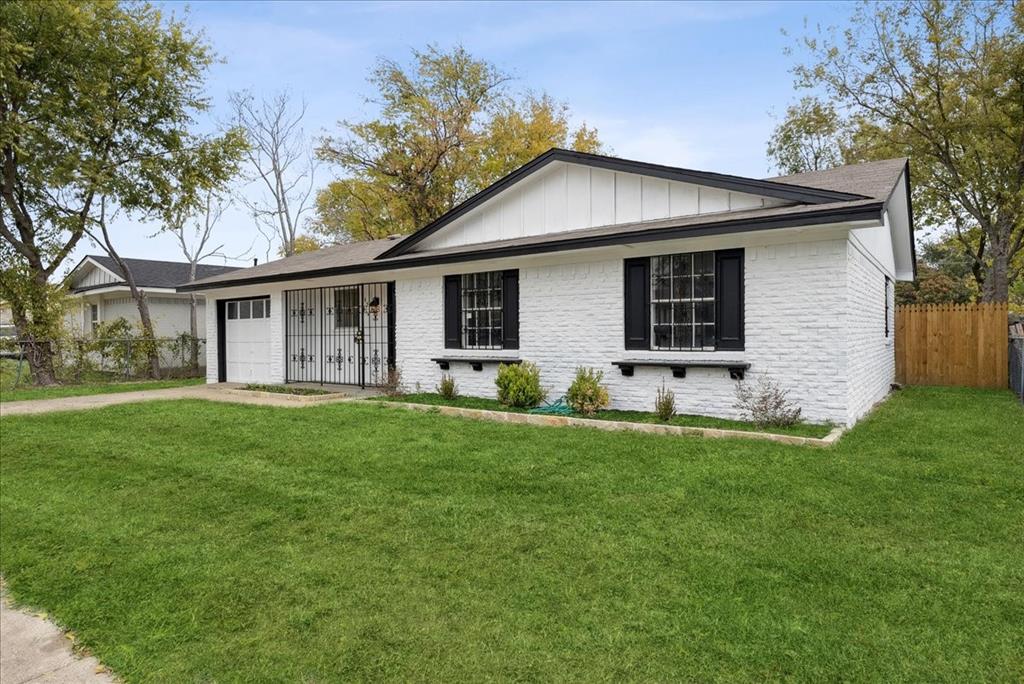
1,387,1021,681
382,392,833,438
0,359,203,402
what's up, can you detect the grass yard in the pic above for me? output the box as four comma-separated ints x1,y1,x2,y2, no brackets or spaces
0,358,203,403
381,392,833,438
1,387,1021,681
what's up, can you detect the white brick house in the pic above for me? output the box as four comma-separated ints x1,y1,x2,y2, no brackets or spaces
181,149,915,426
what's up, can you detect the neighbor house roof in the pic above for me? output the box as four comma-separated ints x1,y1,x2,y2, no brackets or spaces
179,151,912,292
70,255,239,293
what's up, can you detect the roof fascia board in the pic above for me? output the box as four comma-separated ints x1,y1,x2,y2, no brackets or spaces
377,149,870,259
70,284,179,296
179,202,883,292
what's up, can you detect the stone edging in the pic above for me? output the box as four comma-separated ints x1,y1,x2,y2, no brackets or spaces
355,399,845,447
220,388,351,404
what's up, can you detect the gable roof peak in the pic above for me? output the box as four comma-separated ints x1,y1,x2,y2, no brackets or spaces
377,147,871,259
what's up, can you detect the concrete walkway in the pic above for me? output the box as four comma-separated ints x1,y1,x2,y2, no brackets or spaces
0,589,116,683
0,383,366,417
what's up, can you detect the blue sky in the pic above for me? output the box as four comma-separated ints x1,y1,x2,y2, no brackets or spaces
79,0,852,271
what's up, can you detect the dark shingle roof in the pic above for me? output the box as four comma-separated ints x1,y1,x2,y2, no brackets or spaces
76,255,238,291
766,158,908,201
180,156,909,292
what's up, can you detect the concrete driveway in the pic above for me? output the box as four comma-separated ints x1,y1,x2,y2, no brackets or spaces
0,590,116,683
0,383,362,417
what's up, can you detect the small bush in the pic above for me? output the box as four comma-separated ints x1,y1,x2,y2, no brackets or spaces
733,373,803,428
655,382,676,422
436,373,458,400
566,366,609,416
383,365,405,397
495,361,546,408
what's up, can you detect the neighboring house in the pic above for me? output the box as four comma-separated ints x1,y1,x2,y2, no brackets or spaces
66,255,238,339
181,149,915,426
0,300,15,339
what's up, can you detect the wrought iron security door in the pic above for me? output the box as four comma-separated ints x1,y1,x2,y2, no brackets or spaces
285,282,395,387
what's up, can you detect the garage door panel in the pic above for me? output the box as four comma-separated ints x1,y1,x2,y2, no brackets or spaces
225,298,272,384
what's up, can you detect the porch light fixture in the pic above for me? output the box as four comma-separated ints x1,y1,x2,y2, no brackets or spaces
367,295,381,320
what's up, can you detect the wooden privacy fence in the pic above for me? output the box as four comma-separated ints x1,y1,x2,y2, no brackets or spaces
895,302,1008,388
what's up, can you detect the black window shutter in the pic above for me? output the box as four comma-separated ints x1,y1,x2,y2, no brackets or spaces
624,257,650,350
715,249,744,350
443,275,461,349
501,269,519,350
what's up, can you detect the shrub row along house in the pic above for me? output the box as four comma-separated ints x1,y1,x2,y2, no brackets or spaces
181,149,915,426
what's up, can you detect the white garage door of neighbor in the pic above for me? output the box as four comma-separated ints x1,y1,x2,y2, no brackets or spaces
225,297,272,383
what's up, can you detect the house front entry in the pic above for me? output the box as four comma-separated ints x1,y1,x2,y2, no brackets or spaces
284,282,395,388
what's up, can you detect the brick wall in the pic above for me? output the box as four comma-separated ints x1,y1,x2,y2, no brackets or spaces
398,237,851,424
845,238,895,424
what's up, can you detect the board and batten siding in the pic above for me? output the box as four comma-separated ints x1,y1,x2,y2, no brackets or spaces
416,161,791,251
76,264,119,288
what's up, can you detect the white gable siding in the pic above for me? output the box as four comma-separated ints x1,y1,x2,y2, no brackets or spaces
416,161,791,250
75,264,119,288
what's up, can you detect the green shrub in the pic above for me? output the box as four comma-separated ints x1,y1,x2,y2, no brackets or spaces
565,366,609,416
436,373,458,399
495,361,546,408
655,381,676,422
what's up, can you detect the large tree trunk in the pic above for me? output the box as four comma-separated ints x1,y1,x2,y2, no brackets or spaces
11,293,58,386
126,279,161,379
981,241,1010,303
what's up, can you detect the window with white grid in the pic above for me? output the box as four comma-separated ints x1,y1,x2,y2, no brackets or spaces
651,251,716,350
460,271,503,349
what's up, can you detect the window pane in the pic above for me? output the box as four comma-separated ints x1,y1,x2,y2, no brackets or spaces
695,252,714,274
653,276,670,300
673,324,693,349
672,254,690,278
693,274,713,299
703,324,716,347
264,299,270,316
672,276,691,300
653,256,671,278
674,302,692,325
654,302,672,325
251,300,264,318
697,301,715,324
228,302,238,320
653,325,672,348
239,300,251,319
693,323,705,348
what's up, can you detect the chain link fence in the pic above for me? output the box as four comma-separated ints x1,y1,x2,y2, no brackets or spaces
1,336,206,388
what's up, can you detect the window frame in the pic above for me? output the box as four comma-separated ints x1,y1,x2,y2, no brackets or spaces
334,287,360,329
649,251,717,352
444,270,519,350
624,249,743,353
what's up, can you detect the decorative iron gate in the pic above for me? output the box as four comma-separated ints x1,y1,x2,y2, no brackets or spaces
284,282,395,387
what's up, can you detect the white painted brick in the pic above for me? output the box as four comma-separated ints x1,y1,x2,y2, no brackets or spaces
204,233,893,427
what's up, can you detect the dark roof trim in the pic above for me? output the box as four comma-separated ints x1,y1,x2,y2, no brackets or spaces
69,281,128,294
377,148,870,259
179,202,883,292
904,161,917,279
